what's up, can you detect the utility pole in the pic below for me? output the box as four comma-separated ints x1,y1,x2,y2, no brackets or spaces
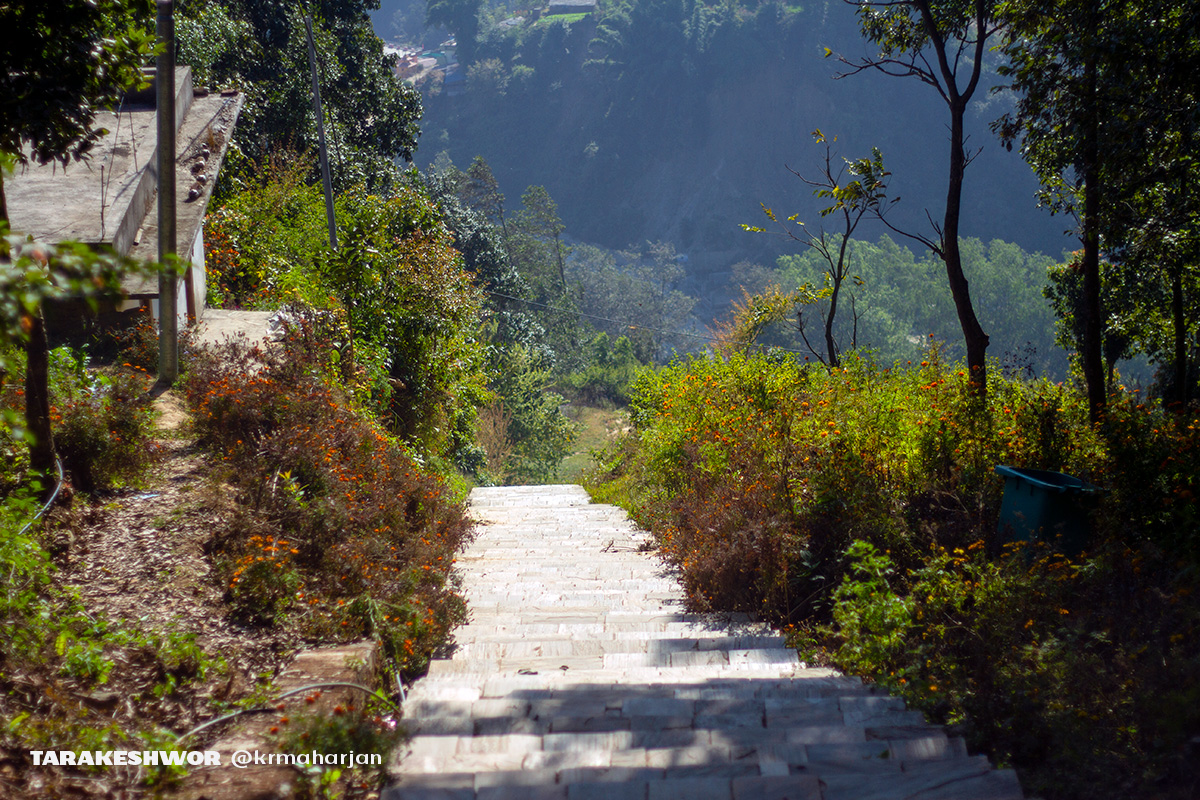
157,0,178,384
305,16,338,251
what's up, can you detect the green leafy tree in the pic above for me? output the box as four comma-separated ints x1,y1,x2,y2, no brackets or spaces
462,155,507,233
422,159,582,478
567,242,698,362
764,234,1062,375
957,237,1064,378
1044,252,1145,386
513,185,569,297
0,0,153,479
467,58,509,95
584,0,634,80
1109,189,1200,400
0,0,153,220
321,185,487,458
992,0,1192,413
174,2,253,89
423,158,546,357
504,185,587,370
840,0,1002,397
745,132,891,367
561,332,646,405
487,344,576,484
1098,8,1200,403
756,234,946,365
176,0,422,191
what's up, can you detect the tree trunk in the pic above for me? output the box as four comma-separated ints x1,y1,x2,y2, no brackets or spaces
825,235,849,369
944,99,990,397
1172,265,1188,404
25,308,58,486
1080,56,1106,423
2,172,58,492
1079,191,1105,420
1174,123,1192,404
825,286,840,369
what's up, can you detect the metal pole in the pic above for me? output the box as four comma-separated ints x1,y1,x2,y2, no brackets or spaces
157,0,178,384
305,16,338,251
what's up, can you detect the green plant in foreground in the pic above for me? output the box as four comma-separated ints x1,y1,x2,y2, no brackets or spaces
277,698,402,799
829,541,914,683
2,344,157,494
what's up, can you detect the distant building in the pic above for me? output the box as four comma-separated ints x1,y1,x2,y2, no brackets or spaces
395,54,421,79
444,66,466,97
384,45,424,80
547,0,597,14
5,66,243,330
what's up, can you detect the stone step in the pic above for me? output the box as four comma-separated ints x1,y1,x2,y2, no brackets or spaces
448,628,777,645
462,599,687,611
461,582,661,590
425,646,800,677
385,486,1024,800
457,613,767,628
405,673,876,705
404,688,903,721
449,635,787,659
404,711,938,740
404,700,932,740
405,671,874,703
425,663,804,681
385,754,1020,800
393,732,968,777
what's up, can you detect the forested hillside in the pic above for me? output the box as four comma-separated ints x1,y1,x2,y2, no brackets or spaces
376,0,1064,286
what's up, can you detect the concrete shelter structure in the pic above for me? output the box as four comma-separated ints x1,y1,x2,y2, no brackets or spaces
5,66,243,330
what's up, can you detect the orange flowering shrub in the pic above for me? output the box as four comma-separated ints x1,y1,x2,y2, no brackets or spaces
590,347,1200,798
226,534,301,624
184,316,471,677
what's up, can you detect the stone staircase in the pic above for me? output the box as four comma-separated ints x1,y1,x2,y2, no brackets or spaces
383,485,1024,800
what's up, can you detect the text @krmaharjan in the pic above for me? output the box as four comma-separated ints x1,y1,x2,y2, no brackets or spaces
30,749,383,768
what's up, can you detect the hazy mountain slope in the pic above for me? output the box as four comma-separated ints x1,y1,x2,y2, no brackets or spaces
392,4,1068,292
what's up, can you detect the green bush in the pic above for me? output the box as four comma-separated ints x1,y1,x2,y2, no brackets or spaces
324,187,487,460
203,162,332,309
830,535,1200,798
50,349,157,493
278,694,401,796
589,345,1200,799
227,533,302,625
487,344,577,485
560,333,645,406
1,345,156,494
204,169,489,465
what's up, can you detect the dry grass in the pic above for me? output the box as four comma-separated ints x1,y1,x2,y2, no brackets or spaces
559,403,628,483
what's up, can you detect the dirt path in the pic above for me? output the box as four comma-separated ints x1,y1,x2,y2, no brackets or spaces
53,388,301,738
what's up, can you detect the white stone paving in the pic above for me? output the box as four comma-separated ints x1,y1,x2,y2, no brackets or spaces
384,485,1024,800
